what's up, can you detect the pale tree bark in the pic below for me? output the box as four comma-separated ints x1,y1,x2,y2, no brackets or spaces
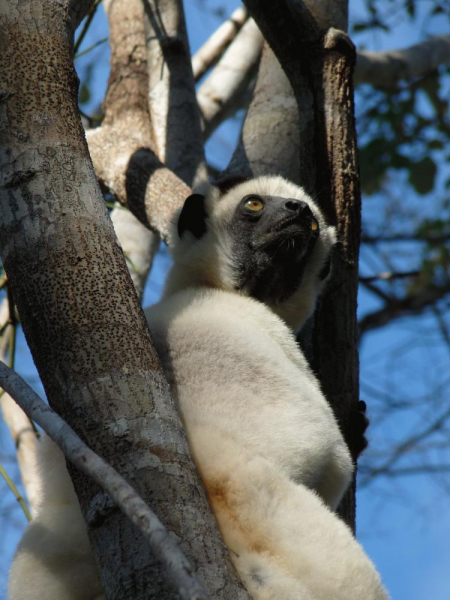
225,43,304,183
87,0,197,241
192,6,249,81
197,18,263,140
86,0,161,295
110,206,159,300
0,1,247,598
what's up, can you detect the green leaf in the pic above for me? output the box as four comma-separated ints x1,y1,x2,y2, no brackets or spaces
79,82,91,105
428,140,444,150
353,23,371,32
406,1,415,17
408,157,437,194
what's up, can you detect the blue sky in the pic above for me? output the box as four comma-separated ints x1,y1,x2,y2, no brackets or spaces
1,1,449,599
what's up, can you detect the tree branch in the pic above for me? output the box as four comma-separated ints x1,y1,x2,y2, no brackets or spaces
87,0,191,242
355,35,450,88
225,43,302,181
192,6,249,81
143,0,207,186
362,233,450,244
86,0,162,273
110,206,160,300
196,18,262,140
0,362,210,600
360,270,420,283
359,282,450,336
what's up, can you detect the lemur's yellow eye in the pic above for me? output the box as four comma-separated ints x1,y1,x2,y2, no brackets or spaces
311,218,318,231
245,198,264,211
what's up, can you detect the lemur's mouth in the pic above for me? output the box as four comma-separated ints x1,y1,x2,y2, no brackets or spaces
273,214,310,233
250,218,311,253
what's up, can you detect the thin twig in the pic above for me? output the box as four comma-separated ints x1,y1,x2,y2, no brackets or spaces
0,462,32,522
74,0,103,56
75,37,108,59
360,270,420,283
0,362,210,600
362,234,450,244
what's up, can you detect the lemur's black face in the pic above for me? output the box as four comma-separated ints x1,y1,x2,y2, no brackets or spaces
177,190,322,305
229,194,319,303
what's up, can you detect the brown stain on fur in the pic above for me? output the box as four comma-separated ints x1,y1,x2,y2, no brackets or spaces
204,477,271,556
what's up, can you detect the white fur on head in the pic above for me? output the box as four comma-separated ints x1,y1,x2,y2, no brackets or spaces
164,176,336,331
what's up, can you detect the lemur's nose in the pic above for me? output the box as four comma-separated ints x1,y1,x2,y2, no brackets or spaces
284,199,311,215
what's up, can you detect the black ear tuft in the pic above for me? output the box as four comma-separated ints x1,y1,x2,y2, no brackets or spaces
212,175,248,195
177,194,208,239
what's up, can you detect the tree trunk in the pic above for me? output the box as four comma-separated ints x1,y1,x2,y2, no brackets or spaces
0,1,246,597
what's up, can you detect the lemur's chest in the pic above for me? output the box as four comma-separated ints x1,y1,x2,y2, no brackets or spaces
146,297,340,482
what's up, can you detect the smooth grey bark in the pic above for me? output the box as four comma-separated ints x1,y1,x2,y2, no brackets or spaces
0,1,247,598
192,6,249,81
197,18,263,140
226,42,308,184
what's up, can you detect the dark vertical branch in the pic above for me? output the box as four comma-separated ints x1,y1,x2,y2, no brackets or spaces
243,0,361,527
142,0,207,186
311,29,360,525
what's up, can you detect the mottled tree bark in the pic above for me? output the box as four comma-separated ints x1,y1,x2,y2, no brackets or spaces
0,1,247,598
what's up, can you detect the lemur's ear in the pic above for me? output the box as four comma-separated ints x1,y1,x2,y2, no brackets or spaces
178,194,208,239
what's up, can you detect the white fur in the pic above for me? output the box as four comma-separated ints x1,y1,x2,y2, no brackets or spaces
8,437,105,600
165,176,337,331
146,288,386,600
9,176,388,600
